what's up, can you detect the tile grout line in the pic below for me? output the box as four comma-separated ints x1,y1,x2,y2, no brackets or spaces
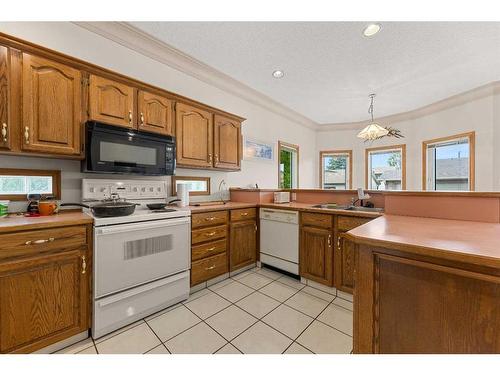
82,267,352,355
143,318,172,354
180,302,230,353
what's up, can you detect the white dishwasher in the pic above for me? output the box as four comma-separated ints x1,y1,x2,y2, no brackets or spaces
259,208,299,275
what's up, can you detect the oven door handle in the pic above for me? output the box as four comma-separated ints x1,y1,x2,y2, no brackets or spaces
97,271,188,307
97,217,190,235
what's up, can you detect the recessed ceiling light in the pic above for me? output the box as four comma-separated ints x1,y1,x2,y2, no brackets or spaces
272,70,284,79
363,23,381,37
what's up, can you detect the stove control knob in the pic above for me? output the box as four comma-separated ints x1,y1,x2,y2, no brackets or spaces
141,187,146,192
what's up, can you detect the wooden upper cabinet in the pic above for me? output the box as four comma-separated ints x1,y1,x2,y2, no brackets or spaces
21,53,82,155
176,102,213,168
300,226,334,286
89,75,134,129
137,90,173,136
214,114,241,170
230,220,257,272
0,46,11,150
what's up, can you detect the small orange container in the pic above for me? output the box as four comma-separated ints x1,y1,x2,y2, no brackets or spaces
38,201,58,216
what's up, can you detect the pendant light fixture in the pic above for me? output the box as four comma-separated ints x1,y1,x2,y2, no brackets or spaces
357,94,389,141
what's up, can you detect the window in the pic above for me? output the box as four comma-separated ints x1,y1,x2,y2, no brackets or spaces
278,141,299,189
171,176,211,196
422,132,475,191
365,145,406,190
0,169,61,200
320,150,352,190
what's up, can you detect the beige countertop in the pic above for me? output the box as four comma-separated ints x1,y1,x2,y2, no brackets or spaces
188,201,257,213
259,202,383,218
0,211,93,234
346,214,500,268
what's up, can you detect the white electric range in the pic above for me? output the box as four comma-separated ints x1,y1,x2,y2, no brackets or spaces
82,179,191,339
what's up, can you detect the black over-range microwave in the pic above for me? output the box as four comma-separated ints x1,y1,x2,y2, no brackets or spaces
83,122,176,175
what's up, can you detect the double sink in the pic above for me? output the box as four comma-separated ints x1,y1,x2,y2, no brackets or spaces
311,204,384,213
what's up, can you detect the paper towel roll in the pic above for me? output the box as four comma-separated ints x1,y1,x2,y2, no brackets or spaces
176,183,189,207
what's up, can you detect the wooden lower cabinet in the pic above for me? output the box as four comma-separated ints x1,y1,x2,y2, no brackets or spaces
334,233,355,293
300,225,333,286
229,220,257,272
354,244,500,353
190,208,258,285
0,224,91,353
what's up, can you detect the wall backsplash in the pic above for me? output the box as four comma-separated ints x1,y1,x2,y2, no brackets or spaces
0,154,233,212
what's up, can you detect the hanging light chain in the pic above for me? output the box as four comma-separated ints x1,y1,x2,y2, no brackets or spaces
368,94,376,122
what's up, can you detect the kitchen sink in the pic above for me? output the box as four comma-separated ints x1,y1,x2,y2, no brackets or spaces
312,204,383,213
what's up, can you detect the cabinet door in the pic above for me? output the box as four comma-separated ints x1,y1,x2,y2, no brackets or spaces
22,53,81,155
137,90,173,136
300,226,333,286
0,249,90,353
0,46,11,150
214,114,241,170
175,102,213,168
334,233,354,293
230,220,257,272
89,75,135,129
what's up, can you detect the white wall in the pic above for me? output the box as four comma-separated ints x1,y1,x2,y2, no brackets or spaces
0,22,317,206
316,88,499,191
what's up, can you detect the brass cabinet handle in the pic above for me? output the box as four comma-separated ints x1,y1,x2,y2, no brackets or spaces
206,247,216,252
205,232,216,237
205,265,216,271
1,123,7,142
254,224,258,232
140,112,144,126
128,110,132,125
241,212,248,216
208,153,213,163
328,234,332,247
215,154,219,163
81,255,87,274
25,237,55,245
205,217,216,221
24,126,30,144
337,237,341,251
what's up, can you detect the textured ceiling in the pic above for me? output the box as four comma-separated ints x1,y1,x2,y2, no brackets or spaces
129,22,500,124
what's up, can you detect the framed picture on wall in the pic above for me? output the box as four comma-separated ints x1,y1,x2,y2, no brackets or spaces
243,137,274,162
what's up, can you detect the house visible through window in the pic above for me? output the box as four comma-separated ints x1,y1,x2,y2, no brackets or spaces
320,150,352,189
0,169,61,200
366,145,406,190
423,132,475,191
279,141,299,189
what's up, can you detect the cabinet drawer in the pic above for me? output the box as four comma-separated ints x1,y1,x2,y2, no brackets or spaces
301,212,333,229
230,208,256,222
192,224,227,245
191,252,228,286
337,216,371,232
192,239,227,262
0,225,87,260
192,211,228,229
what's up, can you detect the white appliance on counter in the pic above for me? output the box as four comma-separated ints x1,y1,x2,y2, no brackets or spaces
82,179,191,339
273,191,291,203
259,208,299,274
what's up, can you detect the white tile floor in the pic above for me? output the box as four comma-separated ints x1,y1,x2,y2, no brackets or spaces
56,267,353,354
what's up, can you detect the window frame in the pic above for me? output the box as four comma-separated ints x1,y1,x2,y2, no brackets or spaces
422,131,475,191
278,141,299,189
365,144,407,190
171,176,211,196
0,168,61,201
319,150,353,190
